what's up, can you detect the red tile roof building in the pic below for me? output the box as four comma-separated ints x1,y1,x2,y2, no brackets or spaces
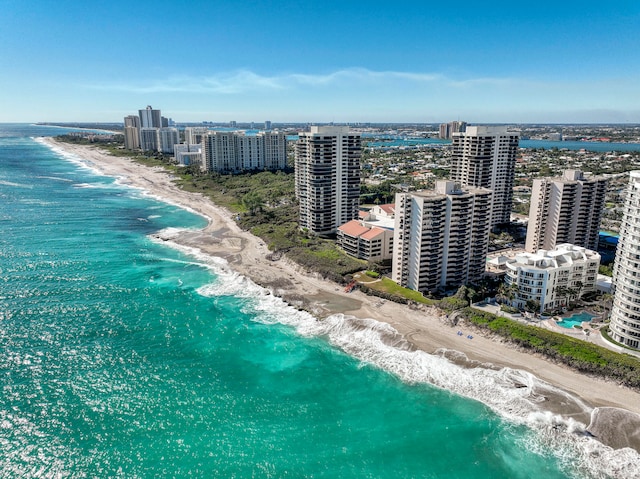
337,220,394,261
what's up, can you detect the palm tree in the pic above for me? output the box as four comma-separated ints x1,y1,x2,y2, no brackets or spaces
497,282,519,305
601,293,614,319
567,287,578,307
574,281,584,302
555,285,569,308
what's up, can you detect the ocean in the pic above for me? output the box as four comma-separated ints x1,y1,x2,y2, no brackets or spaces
0,124,637,478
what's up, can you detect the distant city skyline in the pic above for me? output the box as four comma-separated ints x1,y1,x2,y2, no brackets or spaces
2,1,639,123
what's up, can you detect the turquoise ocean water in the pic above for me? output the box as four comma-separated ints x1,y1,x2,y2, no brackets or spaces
0,124,637,478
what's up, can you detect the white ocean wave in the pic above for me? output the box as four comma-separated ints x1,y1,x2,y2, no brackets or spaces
0,179,33,188
167,246,640,479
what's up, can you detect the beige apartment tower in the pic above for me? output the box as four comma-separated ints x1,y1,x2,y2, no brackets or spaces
526,170,608,253
451,126,520,228
392,181,492,293
123,115,140,150
295,126,361,236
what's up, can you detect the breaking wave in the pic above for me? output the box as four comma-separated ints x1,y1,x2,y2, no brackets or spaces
168,242,640,479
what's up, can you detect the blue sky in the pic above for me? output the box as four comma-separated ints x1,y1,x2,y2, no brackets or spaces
1,0,639,123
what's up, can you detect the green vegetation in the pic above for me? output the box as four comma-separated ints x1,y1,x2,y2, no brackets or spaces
359,277,434,305
462,308,640,388
599,264,614,277
360,180,398,204
175,168,366,282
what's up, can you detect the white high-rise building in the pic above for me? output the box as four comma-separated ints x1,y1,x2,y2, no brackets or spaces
451,126,520,228
295,126,361,236
202,131,239,173
610,171,640,350
138,105,162,128
184,127,209,145
392,181,492,293
139,127,159,152
236,133,263,171
201,131,287,173
262,131,287,170
526,170,608,253
157,127,180,154
505,244,600,313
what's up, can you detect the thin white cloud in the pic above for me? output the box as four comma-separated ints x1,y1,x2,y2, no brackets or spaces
80,68,505,94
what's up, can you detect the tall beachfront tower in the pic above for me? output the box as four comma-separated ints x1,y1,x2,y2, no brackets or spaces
123,115,140,150
526,170,608,253
451,125,520,228
201,131,241,173
392,181,492,293
200,131,287,173
138,105,162,128
610,171,640,350
295,126,361,236
157,127,180,154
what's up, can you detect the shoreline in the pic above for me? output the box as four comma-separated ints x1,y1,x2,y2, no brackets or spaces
41,137,640,452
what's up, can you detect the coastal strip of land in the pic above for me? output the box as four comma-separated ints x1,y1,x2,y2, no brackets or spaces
41,137,640,449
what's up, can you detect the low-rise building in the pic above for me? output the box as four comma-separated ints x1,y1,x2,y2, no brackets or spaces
504,243,600,313
337,220,393,261
365,203,395,220
174,143,202,166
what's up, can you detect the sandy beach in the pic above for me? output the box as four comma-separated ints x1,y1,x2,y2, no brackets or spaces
42,138,640,451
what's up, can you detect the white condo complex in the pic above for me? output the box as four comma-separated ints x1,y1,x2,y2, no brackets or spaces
526,170,608,253
504,244,600,313
610,171,640,349
295,126,361,236
451,126,520,228
201,130,287,173
392,181,492,293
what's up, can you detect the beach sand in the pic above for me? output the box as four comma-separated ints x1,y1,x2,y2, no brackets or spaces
42,138,640,451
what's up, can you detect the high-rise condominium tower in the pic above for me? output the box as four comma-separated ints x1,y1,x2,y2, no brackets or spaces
123,115,140,150
157,127,180,154
438,121,467,140
295,126,361,236
201,131,287,173
138,105,162,129
526,170,608,252
184,127,209,145
451,126,520,228
392,181,492,293
610,171,640,350
139,128,159,152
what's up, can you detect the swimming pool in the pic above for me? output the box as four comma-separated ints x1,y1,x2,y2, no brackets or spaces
556,312,596,328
